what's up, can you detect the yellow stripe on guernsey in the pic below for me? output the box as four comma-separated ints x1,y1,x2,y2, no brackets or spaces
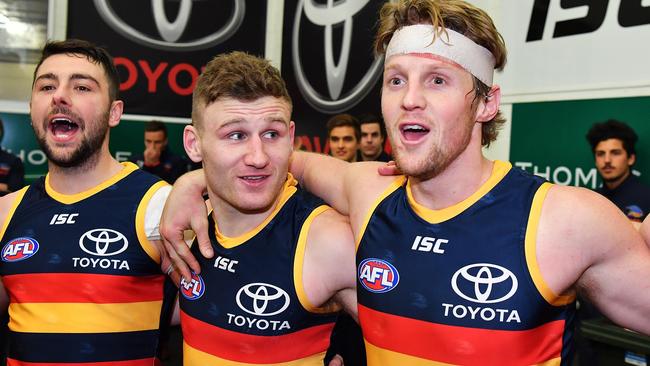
136,180,170,264
293,205,339,313
355,176,407,251
8,301,163,333
215,174,298,248
365,342,454,366
525,182,575,306
407,160,511,223
0,186,29,241
45,162,139,204
183,341,327,366
365,342,561,366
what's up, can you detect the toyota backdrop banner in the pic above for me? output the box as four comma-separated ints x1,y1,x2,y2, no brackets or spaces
66,0,267,118
282,0,386,154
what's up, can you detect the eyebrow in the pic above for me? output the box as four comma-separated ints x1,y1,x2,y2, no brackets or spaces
34,73,101,87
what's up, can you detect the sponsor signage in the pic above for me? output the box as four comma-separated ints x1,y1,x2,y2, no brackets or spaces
66,0,267,117
474,0,650,100
282,0,386,153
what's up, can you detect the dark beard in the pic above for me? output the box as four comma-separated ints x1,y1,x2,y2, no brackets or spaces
35,108,109,170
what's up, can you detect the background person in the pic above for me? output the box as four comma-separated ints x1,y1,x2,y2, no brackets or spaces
326,113,360,162
586,119,650,223
130,120,188,184
0,118,25,196
357,113,391,162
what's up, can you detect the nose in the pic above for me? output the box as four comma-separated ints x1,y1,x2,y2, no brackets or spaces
603,153,612,163
244,136,270,168
51,85,71,107
402,81,426,111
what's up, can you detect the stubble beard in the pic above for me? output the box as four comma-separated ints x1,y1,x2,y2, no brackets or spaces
35,106,110,172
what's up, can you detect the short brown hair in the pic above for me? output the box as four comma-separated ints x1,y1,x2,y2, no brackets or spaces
375,0,507,146
192,51,291,129
326,114,361,141
34,39,120,102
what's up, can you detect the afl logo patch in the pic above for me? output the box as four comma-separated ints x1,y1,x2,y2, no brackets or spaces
2,237,40,262
358,258,399,293
180,272,205,300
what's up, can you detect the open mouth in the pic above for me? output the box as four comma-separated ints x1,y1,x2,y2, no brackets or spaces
49,117,80,139
401,124,430,141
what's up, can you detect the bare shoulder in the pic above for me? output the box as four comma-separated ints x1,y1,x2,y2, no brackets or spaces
536,184,642,295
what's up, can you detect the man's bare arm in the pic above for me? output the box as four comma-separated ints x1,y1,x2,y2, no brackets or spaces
290,152,353,215
540,186,650,334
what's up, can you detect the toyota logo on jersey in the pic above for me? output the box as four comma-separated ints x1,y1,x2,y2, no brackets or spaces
180,272,205,300
451,263,518,304
358,258,400,293
2,237,40,262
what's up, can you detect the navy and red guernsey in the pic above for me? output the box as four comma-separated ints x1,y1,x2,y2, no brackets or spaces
180,175,338,365
0,163,168,365
356,161,576,366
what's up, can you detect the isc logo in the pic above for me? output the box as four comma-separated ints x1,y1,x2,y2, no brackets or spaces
180,272,205,300
2,238,40,262
358,258,400,293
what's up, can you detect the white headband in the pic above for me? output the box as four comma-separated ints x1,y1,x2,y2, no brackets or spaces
385,24,496,86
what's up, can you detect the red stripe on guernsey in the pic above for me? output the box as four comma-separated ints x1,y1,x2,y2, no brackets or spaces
181,311,334,363
3,273,164,303
359,304,565,365
7,358,157,366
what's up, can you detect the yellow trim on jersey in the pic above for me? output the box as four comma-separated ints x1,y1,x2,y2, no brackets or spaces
215,174,298,249
294,205,339,313
136,180,169,264
8,300,162,333
0,186,29,241
183,341,326,366
45,162,139,204
525,183,575,306
365,341,453,366
355,176,407,251
407,160,511,224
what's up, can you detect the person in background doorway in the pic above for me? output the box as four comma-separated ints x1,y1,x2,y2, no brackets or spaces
0,118,25,196
327,114,360,162
357,113,391,162
586,119,650,224
131,120,188,184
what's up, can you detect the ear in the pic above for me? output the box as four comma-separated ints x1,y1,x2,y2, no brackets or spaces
289,121,296,149
628,153,636,166
475,85,501,123
108,100,124,127
183,125,203,163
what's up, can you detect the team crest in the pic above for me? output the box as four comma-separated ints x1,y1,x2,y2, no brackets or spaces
2,237,40,262
358,258,400,293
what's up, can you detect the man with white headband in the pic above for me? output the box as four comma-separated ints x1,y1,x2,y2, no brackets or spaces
160,0,650,364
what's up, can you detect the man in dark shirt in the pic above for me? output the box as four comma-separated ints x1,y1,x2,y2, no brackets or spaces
357,113,392,163
0,118,25,197
130,120,188,184
587,119,650,223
